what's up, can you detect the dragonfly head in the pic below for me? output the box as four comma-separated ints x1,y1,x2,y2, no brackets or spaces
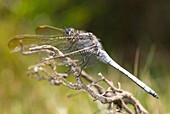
65,28,75,36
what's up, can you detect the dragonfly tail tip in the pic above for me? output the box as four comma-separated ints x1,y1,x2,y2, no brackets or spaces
153,93,159,99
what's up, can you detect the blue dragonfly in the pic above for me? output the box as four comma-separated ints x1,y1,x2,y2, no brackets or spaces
8,25,159,98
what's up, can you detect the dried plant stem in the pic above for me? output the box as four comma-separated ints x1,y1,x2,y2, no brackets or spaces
21,45,148,114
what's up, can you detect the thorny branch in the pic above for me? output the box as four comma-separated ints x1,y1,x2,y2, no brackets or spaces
21,45,148,114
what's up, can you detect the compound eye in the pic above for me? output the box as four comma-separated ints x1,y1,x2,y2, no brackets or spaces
65,28,75,36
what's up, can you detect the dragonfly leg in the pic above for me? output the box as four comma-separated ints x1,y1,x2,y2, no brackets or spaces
79,48,96,69
78,52,94,75
81,56,89,70
75,50,88,68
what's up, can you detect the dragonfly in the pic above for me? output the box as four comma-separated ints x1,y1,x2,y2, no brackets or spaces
8,25,159,98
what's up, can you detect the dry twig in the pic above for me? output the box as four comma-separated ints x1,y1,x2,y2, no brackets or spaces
22,45,148,114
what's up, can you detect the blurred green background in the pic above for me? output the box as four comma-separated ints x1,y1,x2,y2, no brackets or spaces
0,0,170,114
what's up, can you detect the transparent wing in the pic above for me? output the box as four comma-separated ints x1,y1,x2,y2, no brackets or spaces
8,35,71,52
8,25,74,52
61,44,98,68
8,25,88,51
72,52,98,68
8,25,98,67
